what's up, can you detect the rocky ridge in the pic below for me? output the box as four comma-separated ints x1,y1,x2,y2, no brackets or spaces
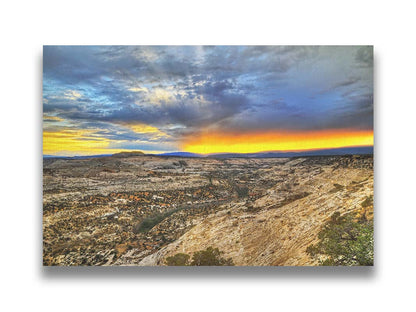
138,157,373,266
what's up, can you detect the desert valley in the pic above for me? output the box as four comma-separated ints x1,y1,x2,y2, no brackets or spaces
43,152,373,266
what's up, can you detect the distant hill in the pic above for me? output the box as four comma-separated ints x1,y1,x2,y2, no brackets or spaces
208,146,373,158
156,152,204,157
42,151,144,160
43,154,113,159
112,151,145,158
156,146,373,158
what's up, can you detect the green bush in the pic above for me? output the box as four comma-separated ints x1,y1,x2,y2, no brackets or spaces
361,195,373,208
164,246,234,266
190,247,234,266
165,253,190,266
307,211,373,266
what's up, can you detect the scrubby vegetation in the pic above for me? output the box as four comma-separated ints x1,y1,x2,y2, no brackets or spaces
178,160,188,167
165,246,234,266
191,247,234,266
132,207,182,234
234,184,249,198
165,253,190,266
307,211,374,266
361,195,373,208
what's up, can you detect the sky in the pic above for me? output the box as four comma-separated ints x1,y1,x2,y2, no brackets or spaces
43,46,373,156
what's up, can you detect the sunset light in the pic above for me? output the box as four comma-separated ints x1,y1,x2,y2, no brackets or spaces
43,46,373,156
183,129,373,154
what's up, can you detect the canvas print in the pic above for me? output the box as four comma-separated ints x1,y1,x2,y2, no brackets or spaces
43,46,373,266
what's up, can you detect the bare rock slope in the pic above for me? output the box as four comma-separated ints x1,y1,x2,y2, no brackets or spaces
139,157,373,266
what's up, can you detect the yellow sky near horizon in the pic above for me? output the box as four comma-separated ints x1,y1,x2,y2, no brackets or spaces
43,122,373,156
43,123,171,156
182,129,373,154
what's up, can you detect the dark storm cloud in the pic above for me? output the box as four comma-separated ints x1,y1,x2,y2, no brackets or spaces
43,45,373,148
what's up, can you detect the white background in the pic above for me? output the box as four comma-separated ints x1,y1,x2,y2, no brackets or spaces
1,0,415,311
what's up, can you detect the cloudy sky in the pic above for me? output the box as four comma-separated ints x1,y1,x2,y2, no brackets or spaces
43,46,373,156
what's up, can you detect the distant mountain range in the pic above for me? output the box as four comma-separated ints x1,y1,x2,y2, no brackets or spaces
43,151,144,159
43,154,113,159
43,146,373,159
157,146,373,158
156,152,204,158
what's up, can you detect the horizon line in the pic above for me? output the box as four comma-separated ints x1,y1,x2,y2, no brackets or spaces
43,145,374,158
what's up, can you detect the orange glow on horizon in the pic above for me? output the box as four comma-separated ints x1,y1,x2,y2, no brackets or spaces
182,129,373,154
43,129,172,156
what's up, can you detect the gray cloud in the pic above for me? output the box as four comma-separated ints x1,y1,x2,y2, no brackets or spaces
43,45,373,148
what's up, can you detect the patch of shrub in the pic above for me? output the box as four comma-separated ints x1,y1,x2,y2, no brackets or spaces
165,246,234,266
132,207,182,234
235,185,249,198
361,195,373,208
306,211,373,266
178,160,188,167
191,247,234,266
165,253,190,266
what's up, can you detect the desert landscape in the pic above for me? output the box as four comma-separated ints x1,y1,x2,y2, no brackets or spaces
43,46,374,266
43,153,373,266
